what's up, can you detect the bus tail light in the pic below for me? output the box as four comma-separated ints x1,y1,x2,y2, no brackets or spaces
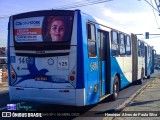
12,74,16,79
10,66,17,84
69,66,76,87
69,76,75,81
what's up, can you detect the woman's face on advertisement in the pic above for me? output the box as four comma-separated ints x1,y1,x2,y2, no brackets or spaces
49,19,65,41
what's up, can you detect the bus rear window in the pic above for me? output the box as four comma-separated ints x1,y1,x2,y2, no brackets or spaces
11,10,74,56
14,16,73,43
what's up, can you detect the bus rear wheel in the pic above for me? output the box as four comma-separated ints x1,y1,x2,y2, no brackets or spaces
147,75,150,79
138,69,144,84
111,76,119,101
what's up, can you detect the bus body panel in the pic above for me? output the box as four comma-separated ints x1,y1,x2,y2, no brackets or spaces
123,56,132,83
111,57,131,91
9,40,77,89
145,45,153,77
81,13,100,105
137,40,145,80
9,87,76,105
137,57,145,79
8,10,82,106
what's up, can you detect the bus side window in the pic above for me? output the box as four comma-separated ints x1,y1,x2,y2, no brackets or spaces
148,46,150,58
119,33,125,55
141,42,145,57
125,35,131,55
138,40,141,57
87,23,97,58
111,31,119,56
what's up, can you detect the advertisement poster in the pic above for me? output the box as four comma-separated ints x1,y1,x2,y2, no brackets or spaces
14,17,44,42
14,16,72,43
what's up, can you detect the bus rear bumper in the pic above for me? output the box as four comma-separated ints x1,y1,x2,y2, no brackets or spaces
9,87,85,106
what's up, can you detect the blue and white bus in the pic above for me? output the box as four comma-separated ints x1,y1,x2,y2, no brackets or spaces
8,10,155,106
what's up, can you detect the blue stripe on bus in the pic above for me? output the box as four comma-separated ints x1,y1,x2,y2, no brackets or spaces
76,11,84,89
7,17,11,86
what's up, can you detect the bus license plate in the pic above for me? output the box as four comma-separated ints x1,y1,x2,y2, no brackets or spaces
35,76,48,81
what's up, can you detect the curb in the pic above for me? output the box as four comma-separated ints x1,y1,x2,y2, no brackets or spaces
103,78,156,120
116,79,156,110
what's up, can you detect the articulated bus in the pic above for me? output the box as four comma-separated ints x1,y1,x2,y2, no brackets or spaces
8,10,155,106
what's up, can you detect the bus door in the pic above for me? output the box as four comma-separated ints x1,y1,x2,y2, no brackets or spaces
87,22,101,105
98,30,110,97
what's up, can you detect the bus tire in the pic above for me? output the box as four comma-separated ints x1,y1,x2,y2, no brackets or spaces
138,69,144,84
111,76,119,101
147,75,150,79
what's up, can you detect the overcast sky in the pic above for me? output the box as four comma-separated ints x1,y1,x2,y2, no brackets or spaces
0,0,160,53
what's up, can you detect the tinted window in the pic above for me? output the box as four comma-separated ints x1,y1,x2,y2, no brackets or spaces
119,33,125,55
138,40,141,56
141,42,145,57
87,23,97,58
125,35,131,55
111,31,119,56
